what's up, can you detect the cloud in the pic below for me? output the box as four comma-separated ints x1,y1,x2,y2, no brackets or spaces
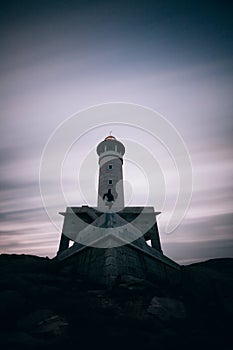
0,1,232,263
161,212,233,263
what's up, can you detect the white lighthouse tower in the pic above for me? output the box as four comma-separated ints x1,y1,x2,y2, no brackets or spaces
56,134,181,288
96,134,125,211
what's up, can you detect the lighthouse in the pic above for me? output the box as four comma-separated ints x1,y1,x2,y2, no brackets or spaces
56,134,181,287
97,134,125,210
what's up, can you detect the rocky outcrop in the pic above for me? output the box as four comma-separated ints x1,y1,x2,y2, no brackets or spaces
0,254,232,349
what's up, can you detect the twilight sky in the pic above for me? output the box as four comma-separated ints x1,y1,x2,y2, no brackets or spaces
0,0,233,263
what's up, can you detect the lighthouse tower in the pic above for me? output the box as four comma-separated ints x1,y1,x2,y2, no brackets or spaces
97,134,125,211
56,134,181,288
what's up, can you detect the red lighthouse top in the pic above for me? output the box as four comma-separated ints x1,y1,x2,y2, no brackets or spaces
104,135,116,141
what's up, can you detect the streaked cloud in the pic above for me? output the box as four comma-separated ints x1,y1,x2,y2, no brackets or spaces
0,1,232,262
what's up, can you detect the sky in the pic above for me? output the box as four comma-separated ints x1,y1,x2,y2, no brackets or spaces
0,0,233,264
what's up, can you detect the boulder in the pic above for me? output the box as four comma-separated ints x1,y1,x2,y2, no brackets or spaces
19,309,68,336
147,296,186,321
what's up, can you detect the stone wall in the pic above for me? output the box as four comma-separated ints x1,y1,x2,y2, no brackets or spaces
63,243,181,288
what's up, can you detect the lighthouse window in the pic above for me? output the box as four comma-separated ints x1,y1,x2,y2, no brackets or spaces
108,179,113,185
108,164,113,170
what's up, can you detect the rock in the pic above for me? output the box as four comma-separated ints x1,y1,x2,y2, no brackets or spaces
0,289,26,320
115,274,153,291
147,297,186,321
19,309,68,336
87,289,108,297
0,254,232,349
19,309,54,330
33,315,68,336
1,331,43,348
